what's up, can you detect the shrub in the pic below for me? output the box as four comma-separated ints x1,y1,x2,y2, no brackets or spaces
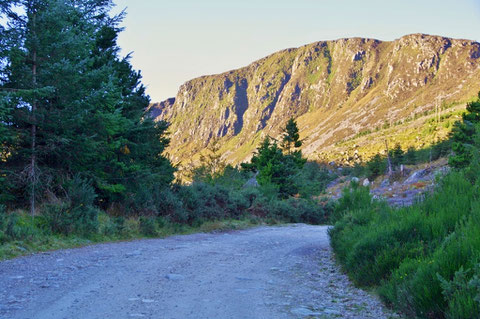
367,154,386,179
330,169,480,318
139,217,158,236
295,162,333,198
296,198,331,225
405,146,417,165
98,213,115,236
42,202,98,236
40,176,100,236
0,204,6,232
225,189,252,218
123,217,140,236
66,175,97,209
331,182,373,222
155,188,185,220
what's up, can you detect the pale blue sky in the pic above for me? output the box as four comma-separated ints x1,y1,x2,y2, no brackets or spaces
111,0,480,102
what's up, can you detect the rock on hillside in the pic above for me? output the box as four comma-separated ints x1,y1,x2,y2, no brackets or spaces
149,34,480,165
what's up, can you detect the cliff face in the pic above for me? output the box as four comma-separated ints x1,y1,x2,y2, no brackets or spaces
149,34,480,165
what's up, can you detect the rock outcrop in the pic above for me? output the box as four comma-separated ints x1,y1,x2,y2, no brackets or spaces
148,34,480,165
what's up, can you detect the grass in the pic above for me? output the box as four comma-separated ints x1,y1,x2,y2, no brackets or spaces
0,212,268,260
321,103,466,165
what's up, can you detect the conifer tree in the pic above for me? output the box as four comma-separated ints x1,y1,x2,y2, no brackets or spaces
0,0,174,212
281,118,302,153
449,91,480,168
242,118,306,198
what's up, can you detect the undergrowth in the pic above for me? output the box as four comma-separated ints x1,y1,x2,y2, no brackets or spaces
0,161,335,260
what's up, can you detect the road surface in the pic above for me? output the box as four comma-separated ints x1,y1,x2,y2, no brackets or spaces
0,224,396,319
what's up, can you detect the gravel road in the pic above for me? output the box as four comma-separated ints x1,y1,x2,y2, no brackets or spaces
0,224,397,319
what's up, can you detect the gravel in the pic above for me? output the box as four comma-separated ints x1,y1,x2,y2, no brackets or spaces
0,224,398,319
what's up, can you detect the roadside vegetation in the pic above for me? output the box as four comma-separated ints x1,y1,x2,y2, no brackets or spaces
330,91,480,318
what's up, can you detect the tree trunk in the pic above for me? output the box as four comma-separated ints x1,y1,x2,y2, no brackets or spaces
30,11,37,218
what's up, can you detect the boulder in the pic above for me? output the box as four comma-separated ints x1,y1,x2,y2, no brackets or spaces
380,179,390,188
362,178,370,187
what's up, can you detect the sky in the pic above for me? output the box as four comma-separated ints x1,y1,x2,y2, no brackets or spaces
111,0,480,102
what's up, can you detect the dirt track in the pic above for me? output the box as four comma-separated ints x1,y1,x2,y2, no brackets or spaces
0,224,396,319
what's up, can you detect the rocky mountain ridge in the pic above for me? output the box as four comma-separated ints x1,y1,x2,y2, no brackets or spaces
149,34,480,166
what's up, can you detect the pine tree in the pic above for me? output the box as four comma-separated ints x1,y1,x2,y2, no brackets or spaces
281,118,302,153
367,154,386,179
405,146,417,165
0,0,174,212
241,119,306,198
449,91,480,169
389,143,404,168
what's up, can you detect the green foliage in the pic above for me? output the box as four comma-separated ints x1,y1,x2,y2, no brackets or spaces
42,201,99,236
281,118,302,152
295,162,334,198
242,137,305,198
191,138,226,183
0,0,174,213
389,143,404,169
330,106,480,318
449,92,480,168
438,265,480,319
366,154,386,179
405,146,417,165
0,209,39,243
139,217,158,236
241,119,308,198
331,181,374,223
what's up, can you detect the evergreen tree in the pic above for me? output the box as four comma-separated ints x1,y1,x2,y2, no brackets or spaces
242,120,306,198
389,143,404,168
192,138,226,183
281,118,302,153
0,0,174,212
367,154,386,179
449,91,480,169
405,146,417,165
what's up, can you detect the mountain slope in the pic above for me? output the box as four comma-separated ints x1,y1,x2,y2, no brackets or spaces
149,34,480,166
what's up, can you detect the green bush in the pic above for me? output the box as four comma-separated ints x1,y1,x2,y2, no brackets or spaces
330,169,480,318
139,217,158,236
39,176,100,236
295,162,334,198
0,204,6,233
367,154,386,179
42,202,99,236
295,198,333,225
98,213,117,236
331,182,373,222
405,146,417,165
155,188,185,221
439,265,480,319
0,211,39,242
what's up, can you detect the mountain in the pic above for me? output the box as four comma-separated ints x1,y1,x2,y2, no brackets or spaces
149,34,480,167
